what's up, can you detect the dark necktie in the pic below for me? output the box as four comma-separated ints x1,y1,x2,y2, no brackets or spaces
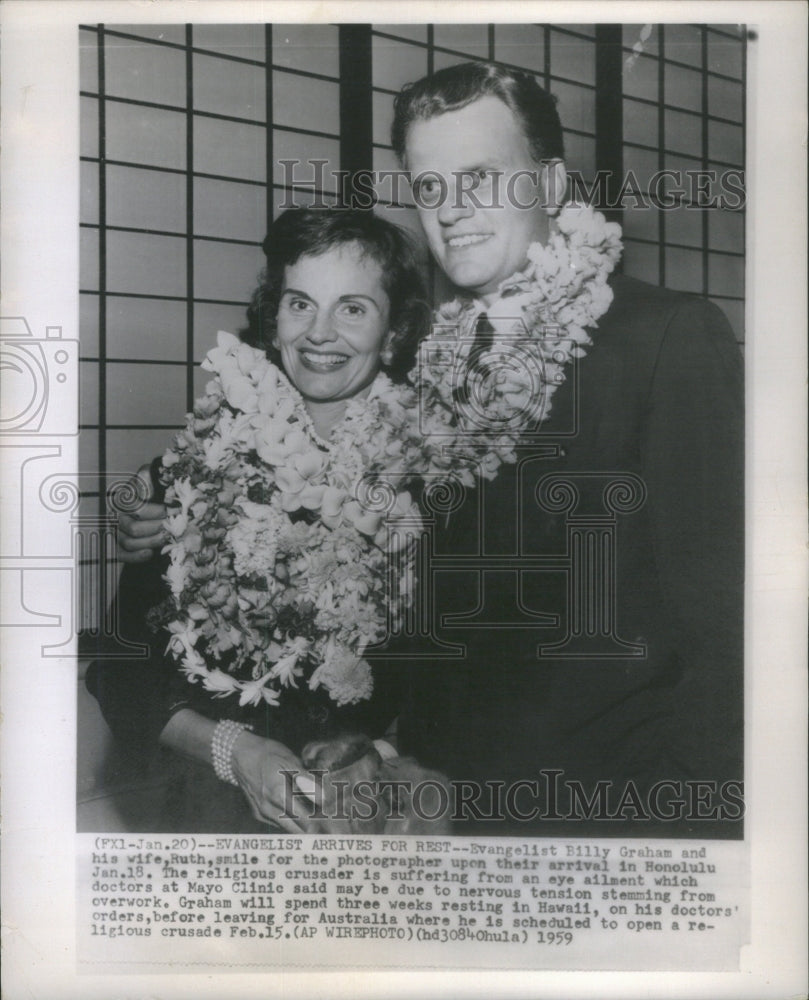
454,311,495,407
472,310,494,357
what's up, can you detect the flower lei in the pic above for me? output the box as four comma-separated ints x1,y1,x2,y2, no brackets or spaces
160,203,622,708
430,202,623,428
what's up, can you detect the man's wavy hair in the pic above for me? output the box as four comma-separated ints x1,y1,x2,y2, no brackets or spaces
391,61,565,167
240,208,430,383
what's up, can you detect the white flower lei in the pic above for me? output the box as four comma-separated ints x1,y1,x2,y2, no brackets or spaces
431,202,623,427
161,203,621,708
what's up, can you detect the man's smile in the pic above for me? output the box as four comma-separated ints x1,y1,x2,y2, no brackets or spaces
446,233,492,249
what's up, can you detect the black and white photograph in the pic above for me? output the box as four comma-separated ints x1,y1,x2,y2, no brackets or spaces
76,18,748,839
0,1,806,997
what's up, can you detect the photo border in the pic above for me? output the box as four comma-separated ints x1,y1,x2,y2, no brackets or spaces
1,1,806,997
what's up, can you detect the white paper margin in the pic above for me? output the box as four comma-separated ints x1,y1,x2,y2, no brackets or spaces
1,2,806,998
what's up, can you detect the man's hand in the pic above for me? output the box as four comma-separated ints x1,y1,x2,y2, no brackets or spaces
231,732,317,833
117,463,167,563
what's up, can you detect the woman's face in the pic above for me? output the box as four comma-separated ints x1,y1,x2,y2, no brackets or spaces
275,244,392,404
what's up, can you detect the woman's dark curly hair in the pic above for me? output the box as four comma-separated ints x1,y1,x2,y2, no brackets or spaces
239,208,430,382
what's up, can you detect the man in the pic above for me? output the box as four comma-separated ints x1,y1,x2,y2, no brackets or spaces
106,62,743,836
389,63,743,835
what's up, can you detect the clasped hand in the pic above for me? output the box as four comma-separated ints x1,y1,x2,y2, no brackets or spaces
117,464,167,562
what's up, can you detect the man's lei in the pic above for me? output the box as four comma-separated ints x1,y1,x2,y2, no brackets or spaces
160,204,622,708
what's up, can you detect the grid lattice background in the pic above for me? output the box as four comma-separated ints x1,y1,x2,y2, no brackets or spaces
78,22,746,633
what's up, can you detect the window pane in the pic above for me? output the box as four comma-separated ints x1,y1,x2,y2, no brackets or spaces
372,37,428,92
272,70,339,136
622,238,660,284
373,146,414,207
708,120,744,163
81,229,99,290
194,116,265,181
104,37,186,107
106,230,187,297
563,132,596,180
433,24,488,58
106,164,187,233
622,24,659,58
551,80,596,134
622,205,660,242
374,25,428,44
707,33,743,79
549,29,595,85
624,97,658,146
623,53,658,101
708,208,744,252
494,24,544,73
663,153,702,180
106,361,187,425
663,24,703,68
272,131,340,192
373,90,395,147
708,252,744,297
665,246,703,292
80,294,99,358
193,177,266,243
80,360,98,425
557,24,596,38
80,429,99,476
80,161,99,225
665,108,702,156
708,75,743,122
623,146,660,191
107,428,185,476
271,186,338,218
272,24,339,78
664,63,702,112
80,96,98,158
106,297,188,360
113,24,186,45
194,302,251,360
193,23,266,61
665,204,704,246
194,239,264,303
80,31,98,92
432,49,478,75
194,52,266,122
105,102,186,170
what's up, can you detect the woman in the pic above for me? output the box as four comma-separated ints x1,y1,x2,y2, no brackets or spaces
87,208,432,833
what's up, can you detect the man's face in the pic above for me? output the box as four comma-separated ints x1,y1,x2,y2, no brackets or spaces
404,95,552,299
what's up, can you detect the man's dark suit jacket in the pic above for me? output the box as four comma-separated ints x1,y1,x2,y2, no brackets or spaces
395,274,744,836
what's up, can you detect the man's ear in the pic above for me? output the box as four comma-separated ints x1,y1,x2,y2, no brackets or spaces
542,159,567,217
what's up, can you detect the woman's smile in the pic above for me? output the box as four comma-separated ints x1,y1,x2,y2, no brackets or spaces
299,348,352,371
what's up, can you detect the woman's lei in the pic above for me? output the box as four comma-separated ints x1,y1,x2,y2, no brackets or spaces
160,204,622,708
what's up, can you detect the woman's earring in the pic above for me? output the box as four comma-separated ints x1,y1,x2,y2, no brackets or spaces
381,346,394,366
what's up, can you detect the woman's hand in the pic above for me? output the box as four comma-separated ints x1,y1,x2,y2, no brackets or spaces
231,731,315,833
117,463,168,563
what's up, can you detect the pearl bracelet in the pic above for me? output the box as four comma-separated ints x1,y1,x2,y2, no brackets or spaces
211,720,251,786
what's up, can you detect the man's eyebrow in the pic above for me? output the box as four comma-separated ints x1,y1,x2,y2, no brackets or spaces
458,162,502,173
